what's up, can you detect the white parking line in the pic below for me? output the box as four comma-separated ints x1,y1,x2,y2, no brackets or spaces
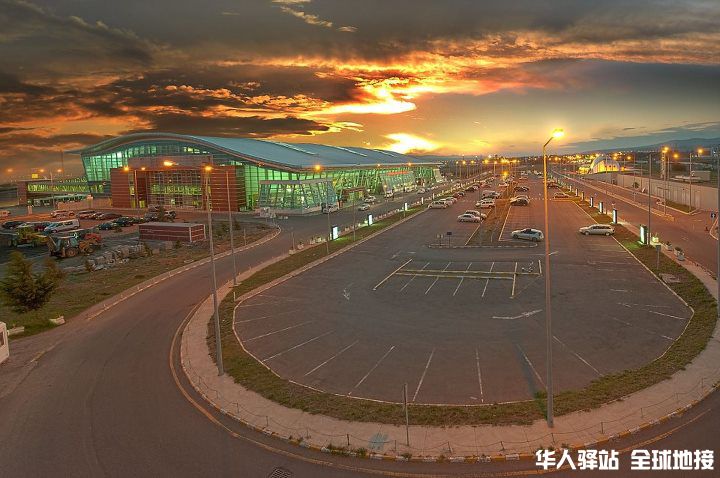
517,345,545,388
453,263,472,296
236,309,296,324
303,340,359,376
373,258,412,291
349,345,395,396
553,335,601,376
245,320,314,341
400,262,429,291
412,348,435,402
262,331,334,362
647,310,688,321
612,317,674,341
475,348,484,403
481,262,495,297
425,262,451,294
511,262,518,297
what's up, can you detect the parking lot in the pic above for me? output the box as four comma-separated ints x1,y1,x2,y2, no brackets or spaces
234,180,691,405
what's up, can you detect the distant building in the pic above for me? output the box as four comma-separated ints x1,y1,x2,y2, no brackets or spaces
68,133,443,214
588,155,620,174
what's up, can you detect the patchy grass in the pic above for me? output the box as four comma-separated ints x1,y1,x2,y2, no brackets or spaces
2,223,273,337
211,196,717,426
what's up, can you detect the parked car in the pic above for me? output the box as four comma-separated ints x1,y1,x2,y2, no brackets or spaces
50,209,75,218
321,203,339,213
457,213,482,223
476,198,496,209
510,197,530,206
364,195,377,204
19,221,52,232
77,210,98,219
384,191,394,198
0,210,11,218
417,187,427,194
579,224,615,236
2,220,25,230
44,219,81,234
547,182,560,188
95,212,122,221
97,221,118,231
113,216,140,227
453,191,465,198
357,204,370,211
554,192,569,199
88,211,106,219
463,210,487,220
482,190,500,199
428,201,448,209
443,197,457,204
511,228,544,241
514,186,529,192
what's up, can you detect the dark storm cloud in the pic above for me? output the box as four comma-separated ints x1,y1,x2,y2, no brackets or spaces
0,0,154,80
122,114,329,138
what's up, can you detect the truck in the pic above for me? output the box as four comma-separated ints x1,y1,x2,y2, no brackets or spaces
47,229,102,258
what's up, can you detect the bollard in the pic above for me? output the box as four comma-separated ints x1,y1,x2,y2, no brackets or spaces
347,434,350,448
266,416,269,428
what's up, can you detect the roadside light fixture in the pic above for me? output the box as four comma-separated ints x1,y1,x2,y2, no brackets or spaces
123,166,130,172
314,164,322,172
612,209,618,224
542,127,565,429
367,214,373,225
204,165,213,172
163,160,177,167
640,225,649,245
331,225,339,240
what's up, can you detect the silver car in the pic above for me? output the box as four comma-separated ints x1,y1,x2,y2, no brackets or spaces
579,224,615,235
511,228,544,241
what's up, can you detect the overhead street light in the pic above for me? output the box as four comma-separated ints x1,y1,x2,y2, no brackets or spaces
542,127,564,428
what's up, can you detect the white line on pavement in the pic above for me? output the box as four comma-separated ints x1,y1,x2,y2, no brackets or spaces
481,262,495,297
517,345,545,388
453,263,472,296
303,340,359,376
349,345,395,396
245,320,314,341
262,331,334,362
373,258,412,291
553,335,601,376
475,348,484,403
412,348,435,402
647,310,688,321
400,262,429,291
425,262,451,294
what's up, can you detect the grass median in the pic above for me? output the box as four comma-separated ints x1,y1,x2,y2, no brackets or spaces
210,196,717,427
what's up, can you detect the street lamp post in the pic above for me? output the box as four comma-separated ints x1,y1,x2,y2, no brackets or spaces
225,170,238,295
542,128,564,428
204,165,224,376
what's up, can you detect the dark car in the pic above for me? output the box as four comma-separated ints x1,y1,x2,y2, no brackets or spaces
77,210,98,219
143,212,175,222
510,197,530,206
97,222,118,231
113,216,140,227
89,212,106,219
96,212,122,221
2,220,26,230
453,191,465,198
514,186,529,192
546,183,560,188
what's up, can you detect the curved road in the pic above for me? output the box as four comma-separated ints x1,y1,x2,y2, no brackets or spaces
1,179,717,477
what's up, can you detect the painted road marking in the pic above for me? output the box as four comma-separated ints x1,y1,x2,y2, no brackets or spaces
612,317,674,341
304,340,359,376
245,320,314,341
647,310,688,321
235,309,296,324
453,263,472,296
425,262,451,294
412,348,435,402
372,258,412,291
517,345,545,388
475,348,484,403
348,345,395,396
481,262,495,297
553,335,601,376
399,262,429,291
262,331,334,362
492,309,542,320
511,262,518,297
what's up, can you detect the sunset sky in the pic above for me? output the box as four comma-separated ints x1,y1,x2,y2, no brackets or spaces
1,0,719,176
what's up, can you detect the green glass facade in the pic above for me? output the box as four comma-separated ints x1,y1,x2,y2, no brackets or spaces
77,136,441,213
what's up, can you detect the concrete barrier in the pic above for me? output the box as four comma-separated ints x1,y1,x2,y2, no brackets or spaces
0,322,9,365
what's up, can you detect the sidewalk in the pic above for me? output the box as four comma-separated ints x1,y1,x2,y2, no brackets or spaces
181,235,720,462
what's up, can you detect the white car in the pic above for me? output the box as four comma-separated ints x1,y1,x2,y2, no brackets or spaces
384,191,394,198
417,187,427,194
482,191,500,199
457,213,482,223
511,228,544,241
50,210,75,218
322,204,339,213
463,210,487,220
554,192,570,199
440,197,456,205
357,204,370,211
579,224,615,236
428,201,448,209
476,199,495,208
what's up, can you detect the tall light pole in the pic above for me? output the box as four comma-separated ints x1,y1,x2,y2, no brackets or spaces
648,153,652,238
691,149,701,212
204,165,224,375
542,127,564,428
225,169,238,294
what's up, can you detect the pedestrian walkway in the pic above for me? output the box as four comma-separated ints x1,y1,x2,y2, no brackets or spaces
181,244,720,461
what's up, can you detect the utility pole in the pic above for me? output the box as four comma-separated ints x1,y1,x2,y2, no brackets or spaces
205,167,224,375
648,153,652,239
225,169,238,295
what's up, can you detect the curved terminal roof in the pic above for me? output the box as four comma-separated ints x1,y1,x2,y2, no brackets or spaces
69,132,438,171
589,155,620,173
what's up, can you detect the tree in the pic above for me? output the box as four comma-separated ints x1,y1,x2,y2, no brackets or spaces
0,252,65,313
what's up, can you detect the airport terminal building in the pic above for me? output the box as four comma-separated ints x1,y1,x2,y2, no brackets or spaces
69,133,442,214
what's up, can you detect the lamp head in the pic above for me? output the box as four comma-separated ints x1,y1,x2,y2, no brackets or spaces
552,129,565,139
